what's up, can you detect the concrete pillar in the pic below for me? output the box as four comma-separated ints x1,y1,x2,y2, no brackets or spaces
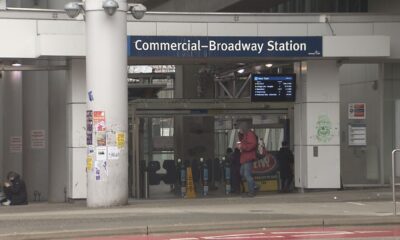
86,0,128,207
294,60,341,189
66,59,87,200
48,66,68,202
3,70,23,179
22,64,49,201
0,71,3,181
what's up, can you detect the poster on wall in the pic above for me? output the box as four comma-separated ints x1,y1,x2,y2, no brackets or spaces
348,103,366,119
96,132,107,146
96,146,107,161
117,132,125,149
107,146,119,160
31,130,46,149
86,110,93,145
106,131,116,146
93,111,106,131
9,136,22,153
348,124,367,146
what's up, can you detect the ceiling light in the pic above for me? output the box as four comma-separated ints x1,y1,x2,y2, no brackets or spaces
237,68,245,74
266,63,273,68
12,62,22,67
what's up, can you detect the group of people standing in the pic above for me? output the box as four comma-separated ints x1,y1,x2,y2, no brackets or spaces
227,121,294,197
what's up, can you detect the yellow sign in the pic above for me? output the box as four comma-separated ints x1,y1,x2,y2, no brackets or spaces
185,167,196,198
87,156,93,171
117,132,125,149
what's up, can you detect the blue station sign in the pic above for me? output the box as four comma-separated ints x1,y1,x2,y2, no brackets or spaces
128,36,322,58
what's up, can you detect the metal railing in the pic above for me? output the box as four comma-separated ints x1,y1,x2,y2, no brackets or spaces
392,149,400,216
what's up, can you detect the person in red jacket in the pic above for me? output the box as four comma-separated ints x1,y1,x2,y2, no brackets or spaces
237,121,257,197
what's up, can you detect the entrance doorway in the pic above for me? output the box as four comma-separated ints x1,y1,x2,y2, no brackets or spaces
129,105,290,199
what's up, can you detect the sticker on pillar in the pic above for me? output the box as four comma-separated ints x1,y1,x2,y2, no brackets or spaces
88,91,94,102
88,145,95,155
96,146,107,161
87,156,93,171
315,115,333,143
95,168,101,181
96,131,107,146
108,146,120,160
117,132,125,149
106,131,116,146
9,136,22,153
86,110,93,145
31,130,46,149
93,111,106,131
103,160,109,176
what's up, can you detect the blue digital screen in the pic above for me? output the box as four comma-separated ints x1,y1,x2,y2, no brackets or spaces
251,74,296,102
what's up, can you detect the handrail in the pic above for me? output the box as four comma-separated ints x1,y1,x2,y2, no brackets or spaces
392,149,400,216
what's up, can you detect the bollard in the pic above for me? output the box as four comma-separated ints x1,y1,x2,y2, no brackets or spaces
223,156,231,195
178,159,186,198
200,158,209,196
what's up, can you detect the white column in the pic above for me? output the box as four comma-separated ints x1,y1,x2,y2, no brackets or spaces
22,65,49,201
86,0,128,207
0,72,3,181
3,70,23,179
66,59,87,199
48,65,68,202
294,60,341,189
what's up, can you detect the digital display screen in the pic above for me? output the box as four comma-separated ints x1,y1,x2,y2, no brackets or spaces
251,74,296,102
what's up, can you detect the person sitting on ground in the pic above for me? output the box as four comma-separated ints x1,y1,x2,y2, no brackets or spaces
1,171,28,206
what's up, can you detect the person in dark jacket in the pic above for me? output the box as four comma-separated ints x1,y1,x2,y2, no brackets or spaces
229,148,241,194
1,171,28,206
276,141,294,193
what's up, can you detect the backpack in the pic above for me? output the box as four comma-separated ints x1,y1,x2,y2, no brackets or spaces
255,133,267,160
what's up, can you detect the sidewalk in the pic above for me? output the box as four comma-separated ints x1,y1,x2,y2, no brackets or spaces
0,188,399,240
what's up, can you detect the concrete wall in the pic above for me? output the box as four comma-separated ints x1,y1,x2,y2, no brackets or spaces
0,14,396,59
0,72,3,181
22,64,49,201
48,67,68,202
339,64,381,185
66,59,87,199
3,70,23,179
383,63,400,183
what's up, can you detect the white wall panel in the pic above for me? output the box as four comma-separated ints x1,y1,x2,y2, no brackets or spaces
374,23,400,59
66,104,86,148
306,146,341,188
190,23,208,36
306,61,340,102
156,22,192,36
38,20,84,35
128,22,157,36
306,103,340,146
331,23,373,35
38,35,85,57
0,20,37,58
208,23,257,36
68,147,87,199
258,23,307,36
323,36,390,57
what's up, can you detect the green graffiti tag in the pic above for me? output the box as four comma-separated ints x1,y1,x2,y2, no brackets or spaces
316,115,333,143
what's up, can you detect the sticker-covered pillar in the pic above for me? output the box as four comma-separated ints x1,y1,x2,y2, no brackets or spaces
294,60,341,189
86,0,128,207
